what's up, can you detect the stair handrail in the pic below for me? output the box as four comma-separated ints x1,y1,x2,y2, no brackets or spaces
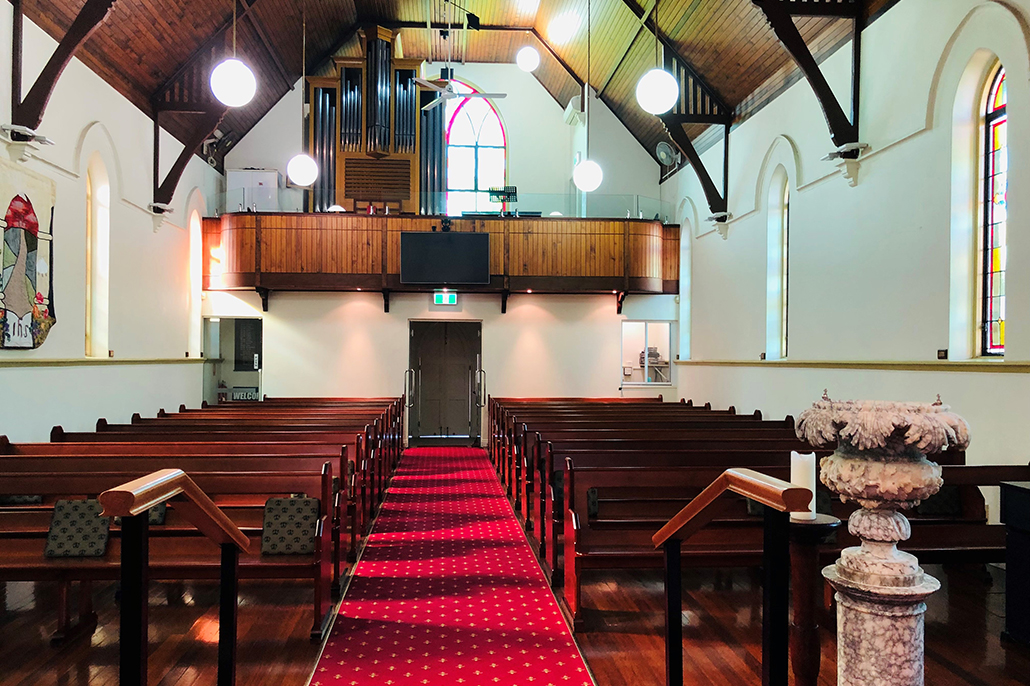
651,468,813,686
100,468,250,550
652,467,811,547
99,469,249,686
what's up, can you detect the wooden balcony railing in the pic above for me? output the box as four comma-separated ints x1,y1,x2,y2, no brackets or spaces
652,469,813,686
203,213,680,306
99,469,250,686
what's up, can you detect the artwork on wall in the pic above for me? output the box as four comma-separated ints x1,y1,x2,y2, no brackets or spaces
0,158,56,349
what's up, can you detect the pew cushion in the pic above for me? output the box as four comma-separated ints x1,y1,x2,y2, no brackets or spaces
45,500,110,558
0,495,42,505
261,497,319,555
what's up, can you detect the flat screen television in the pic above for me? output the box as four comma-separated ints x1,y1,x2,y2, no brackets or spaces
400,232,490,285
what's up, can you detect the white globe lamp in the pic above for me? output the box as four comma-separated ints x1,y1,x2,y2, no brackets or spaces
636,68,678,115
210,58,257,108
287,153,319,186
573,159,603,193
516,46,540,72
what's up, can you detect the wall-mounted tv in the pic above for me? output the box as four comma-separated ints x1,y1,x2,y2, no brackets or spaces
400,232,490,285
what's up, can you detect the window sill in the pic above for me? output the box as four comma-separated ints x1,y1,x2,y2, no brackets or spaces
621,382,674,388
674,359,1030,373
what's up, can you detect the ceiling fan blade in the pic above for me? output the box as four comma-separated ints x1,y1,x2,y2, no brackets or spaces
414,77,447,92
467,92,508,99
422,97,446,111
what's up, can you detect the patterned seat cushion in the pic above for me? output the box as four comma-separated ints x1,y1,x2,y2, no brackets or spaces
261,497,320,555
45,499,111,558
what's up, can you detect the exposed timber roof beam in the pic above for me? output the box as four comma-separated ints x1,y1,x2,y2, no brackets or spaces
156,0,277,102
238,0,292,91
612,0,731,114
598,0,656,96
753,0,863,153
11,0,117,132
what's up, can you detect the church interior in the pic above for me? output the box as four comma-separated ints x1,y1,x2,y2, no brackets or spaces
1,0,1030,685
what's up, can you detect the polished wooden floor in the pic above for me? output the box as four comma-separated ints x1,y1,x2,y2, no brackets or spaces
3,565,1027,686
575,563,1030,686
0,579,323,686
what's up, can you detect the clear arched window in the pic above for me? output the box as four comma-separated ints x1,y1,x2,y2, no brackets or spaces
445,81,506,216
765,166,789,360
981,66,1007,355
85,154,110,358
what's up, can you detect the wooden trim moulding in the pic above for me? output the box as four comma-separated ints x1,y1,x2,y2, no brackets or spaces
674,359,1030,373
0,358,209,369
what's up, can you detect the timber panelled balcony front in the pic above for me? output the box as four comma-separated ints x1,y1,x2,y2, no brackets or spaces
203,214,680,296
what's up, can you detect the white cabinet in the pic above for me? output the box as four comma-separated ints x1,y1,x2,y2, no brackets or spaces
226,169,281,212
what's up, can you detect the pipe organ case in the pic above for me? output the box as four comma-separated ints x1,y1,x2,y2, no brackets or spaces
307,26,424,213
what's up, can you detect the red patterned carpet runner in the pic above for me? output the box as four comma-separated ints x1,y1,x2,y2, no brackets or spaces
313,447,593,686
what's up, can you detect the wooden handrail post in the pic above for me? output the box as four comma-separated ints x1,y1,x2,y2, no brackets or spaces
663,539,683,686
789,514,841,686
218,543,240,686
120,513,149,686
762,506,790,686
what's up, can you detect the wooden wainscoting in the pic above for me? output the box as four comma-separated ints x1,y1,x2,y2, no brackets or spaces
204,213,680,297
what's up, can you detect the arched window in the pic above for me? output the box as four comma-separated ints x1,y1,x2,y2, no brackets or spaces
445,81,506,216
765,166,789,360
980,66,1007,355
85,154,110,357
188,210,203,357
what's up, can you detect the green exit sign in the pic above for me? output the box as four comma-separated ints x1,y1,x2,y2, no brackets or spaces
434,290,457,306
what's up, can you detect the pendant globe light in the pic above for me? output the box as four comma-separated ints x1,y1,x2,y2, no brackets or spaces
634,0,677,115
210,0,257,107
287,1,318,187
516,46,540,72
573,0,603,193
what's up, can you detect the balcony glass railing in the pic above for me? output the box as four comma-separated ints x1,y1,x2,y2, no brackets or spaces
218,189,676,223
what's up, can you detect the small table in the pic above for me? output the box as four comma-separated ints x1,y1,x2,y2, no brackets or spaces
1001,481,1030,646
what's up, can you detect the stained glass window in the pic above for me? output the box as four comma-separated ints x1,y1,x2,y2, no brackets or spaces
981,66,1007,355
445,81,507,216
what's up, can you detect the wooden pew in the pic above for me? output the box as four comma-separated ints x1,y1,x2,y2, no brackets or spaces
0,452,355,590
560,460,1030,630
0,467,335,641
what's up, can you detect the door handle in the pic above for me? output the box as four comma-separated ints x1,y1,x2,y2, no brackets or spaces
476,369,486,408
404,369,415,408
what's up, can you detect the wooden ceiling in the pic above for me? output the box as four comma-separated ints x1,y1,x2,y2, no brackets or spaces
20,0,898,170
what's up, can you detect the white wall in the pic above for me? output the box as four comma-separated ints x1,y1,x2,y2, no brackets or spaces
0,9,218,439
226,63,662,215
225,79,303,181
662,0,1030,468
203,290,678,402
578,88,663,215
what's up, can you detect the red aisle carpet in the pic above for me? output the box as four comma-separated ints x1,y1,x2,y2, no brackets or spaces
313,447,593,686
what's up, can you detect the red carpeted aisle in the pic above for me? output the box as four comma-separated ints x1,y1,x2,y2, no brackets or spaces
312,447,593,686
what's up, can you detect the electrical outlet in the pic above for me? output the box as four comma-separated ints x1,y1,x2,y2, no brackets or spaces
937,349,948,360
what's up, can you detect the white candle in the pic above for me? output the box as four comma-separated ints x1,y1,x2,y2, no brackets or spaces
790,451,818,520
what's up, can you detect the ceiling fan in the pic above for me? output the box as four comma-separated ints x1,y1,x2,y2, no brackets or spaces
415,0,507,111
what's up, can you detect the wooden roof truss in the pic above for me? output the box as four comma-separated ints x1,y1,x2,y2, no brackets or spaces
753,0,866,156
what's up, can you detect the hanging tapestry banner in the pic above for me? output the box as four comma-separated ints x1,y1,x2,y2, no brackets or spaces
0,158,56,349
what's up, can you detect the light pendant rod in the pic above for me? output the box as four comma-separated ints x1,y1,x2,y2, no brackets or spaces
586,0,590,158
655,0,659,68
232,0,237,57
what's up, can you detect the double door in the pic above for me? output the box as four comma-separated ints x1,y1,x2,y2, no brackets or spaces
406,321,483,445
